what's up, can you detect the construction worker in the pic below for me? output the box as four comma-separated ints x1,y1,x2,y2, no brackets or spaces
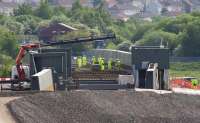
108,58,112,70
98,56,102,65
76,57,79,66
77,56,82,68
82,55,87,66
92,56,96,65
100,58,105,71
116,59,121,70
191,79,199,86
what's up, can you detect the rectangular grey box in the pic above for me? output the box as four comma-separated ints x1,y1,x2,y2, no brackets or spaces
131,46,169,69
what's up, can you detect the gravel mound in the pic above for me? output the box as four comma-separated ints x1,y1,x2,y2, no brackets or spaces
0,91,39,97
8,90,200,123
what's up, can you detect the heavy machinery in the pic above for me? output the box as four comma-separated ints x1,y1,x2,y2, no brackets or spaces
0,34,116,90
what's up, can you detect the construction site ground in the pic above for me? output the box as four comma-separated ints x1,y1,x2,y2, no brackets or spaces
0,91,44,123
2,90,200,123
0,97,19,123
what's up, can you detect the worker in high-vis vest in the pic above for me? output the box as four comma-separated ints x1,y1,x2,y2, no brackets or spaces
191,79,199,86
82,55,87,66
116,59,121,70
76,57,79,66
108,58,112,70
100,58,105,71
92,56,96,65
77,56,82,68
98,56,102,65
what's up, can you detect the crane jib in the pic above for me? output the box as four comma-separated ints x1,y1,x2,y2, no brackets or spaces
43,34,116,47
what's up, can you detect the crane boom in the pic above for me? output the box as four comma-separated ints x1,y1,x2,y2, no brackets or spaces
43,34,115,46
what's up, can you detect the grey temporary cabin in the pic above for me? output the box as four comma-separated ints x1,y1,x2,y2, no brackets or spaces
131,46,169,90
30,48,71,90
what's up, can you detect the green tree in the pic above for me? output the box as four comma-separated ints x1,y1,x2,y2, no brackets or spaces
13,3,33,16
50,15,70,25
106,41,117,49
71,1,112,31
0,16,12,25
156,14,195,34
4,20,24,34
53,6,67,16
35,0,53,19
15,15,42,34
135,30,178,51
131,23,154,42
0,26,18,58
71,0,82,13
96,2,112,31
117,41,132,52
177,19,200,56
0,54,14,77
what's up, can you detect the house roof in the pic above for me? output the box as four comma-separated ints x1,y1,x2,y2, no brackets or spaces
50,0,73,7
0,2,17,8
191,0,200,6
51,0,93,8
183,0,192,6
58,23,78,31
40,23,77,35
105,0,118,8
38,23,77,41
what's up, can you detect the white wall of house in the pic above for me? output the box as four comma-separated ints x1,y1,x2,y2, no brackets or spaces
146,0,162,15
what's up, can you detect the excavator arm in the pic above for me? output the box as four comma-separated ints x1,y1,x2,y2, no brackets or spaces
15,44,40,80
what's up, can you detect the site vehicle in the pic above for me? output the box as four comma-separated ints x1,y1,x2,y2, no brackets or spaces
0,34,116,90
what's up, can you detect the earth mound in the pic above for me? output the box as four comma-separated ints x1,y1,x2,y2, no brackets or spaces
8,90,200,123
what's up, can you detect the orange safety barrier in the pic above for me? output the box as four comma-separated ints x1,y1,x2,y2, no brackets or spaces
171,78,200,90
0,78,11,81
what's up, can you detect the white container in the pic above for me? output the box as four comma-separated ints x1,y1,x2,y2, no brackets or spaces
32,69,54,91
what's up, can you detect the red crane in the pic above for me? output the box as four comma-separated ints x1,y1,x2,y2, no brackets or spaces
15,43,41,81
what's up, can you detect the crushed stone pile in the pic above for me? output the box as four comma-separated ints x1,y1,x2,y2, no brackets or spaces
8,90,200,123
0,91,39,97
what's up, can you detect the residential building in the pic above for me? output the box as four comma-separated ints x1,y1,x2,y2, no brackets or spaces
105,0,142,21
0,2,17,15
1,0,200,19
49,0,94,8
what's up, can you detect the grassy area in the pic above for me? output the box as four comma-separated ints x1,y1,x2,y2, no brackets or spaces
170,62,200,79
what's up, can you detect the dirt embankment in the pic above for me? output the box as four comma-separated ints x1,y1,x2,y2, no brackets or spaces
0,97,20,123
8,90,200,123
0,91,40,97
